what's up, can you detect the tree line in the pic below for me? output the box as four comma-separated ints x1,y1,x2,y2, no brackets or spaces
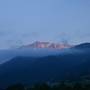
5,81,90,90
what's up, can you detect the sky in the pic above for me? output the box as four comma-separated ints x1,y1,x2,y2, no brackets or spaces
0,0,90,49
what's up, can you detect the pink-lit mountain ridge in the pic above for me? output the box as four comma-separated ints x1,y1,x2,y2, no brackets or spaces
21,41,72,49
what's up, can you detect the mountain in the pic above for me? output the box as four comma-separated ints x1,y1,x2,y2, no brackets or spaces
21,41,71,49
0,89,4,90
73,43,90,49
0,47,71,64
0,41,72,64
0,43,90,88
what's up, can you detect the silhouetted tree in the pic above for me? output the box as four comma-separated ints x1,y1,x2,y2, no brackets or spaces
84,84,90,90
73,83,83,90
6,84,25,90
52,85,58,90
31,83,50,90
60,82,68,89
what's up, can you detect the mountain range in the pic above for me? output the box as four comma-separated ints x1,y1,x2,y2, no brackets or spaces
0,43,90,88
20,41,71,49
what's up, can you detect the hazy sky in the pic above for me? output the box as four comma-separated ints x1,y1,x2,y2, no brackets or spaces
0,0,90,49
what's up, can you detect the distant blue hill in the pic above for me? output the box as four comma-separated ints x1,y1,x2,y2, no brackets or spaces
0,88,5,90
0,43,90,88
73,43,90,49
